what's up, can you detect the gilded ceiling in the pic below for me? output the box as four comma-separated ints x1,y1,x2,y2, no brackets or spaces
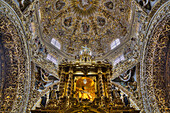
39,0,132,57
0,0,169,113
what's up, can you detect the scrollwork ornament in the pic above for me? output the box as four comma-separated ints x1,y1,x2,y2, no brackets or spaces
0,0,31,112
140,1,170,113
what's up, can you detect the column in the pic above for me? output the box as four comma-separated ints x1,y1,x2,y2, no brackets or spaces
98,67,105,107
106,68,112,102
59,67,65,99
66,66,73,97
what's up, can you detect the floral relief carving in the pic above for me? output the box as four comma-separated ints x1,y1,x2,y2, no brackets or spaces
140,2,170,113
0,1,31,112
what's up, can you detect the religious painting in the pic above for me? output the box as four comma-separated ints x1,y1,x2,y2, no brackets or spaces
75,77,96,102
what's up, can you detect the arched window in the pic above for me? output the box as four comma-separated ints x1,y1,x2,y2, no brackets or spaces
51,38,61,49
113,54,125,66
110,39,120,50
47,54,58,65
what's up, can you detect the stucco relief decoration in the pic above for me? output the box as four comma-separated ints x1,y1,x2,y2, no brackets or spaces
143,16,169,112
39,0,131,57
23,1,60,77
0,1,31,112
140,2,170,112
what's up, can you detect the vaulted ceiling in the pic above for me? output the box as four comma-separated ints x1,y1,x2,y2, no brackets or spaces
39,0,132,57
0,0,169,113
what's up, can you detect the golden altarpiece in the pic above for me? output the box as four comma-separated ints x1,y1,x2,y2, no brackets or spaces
31,49,139,113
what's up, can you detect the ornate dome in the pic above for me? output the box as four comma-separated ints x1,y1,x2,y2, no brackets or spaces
39,0,131,57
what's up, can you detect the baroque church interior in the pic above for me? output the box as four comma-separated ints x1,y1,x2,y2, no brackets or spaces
0,0,169,113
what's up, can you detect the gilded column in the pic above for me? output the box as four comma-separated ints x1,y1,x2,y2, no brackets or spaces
59,67,65,99
106,68,112,102
66,66,73,97
98,67,105,107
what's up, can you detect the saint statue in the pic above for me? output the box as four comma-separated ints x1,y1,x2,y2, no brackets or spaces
77,86,92,102
40,94,47,108
80,46,92,56
76,77,95,102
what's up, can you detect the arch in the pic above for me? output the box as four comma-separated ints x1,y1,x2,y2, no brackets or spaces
0,0,31,112
140,1,170,112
